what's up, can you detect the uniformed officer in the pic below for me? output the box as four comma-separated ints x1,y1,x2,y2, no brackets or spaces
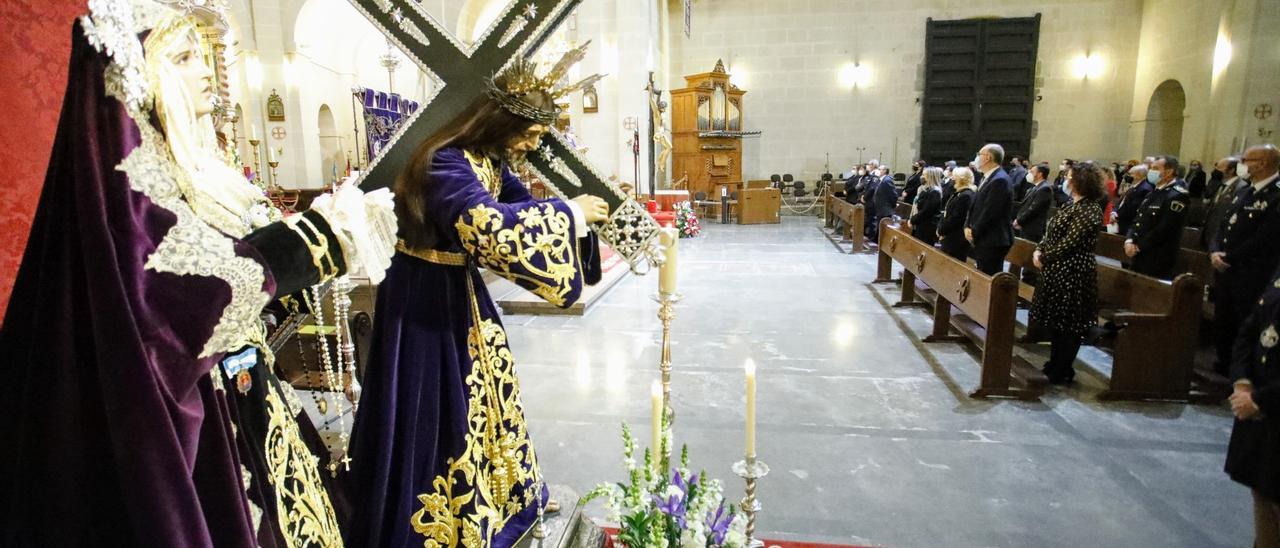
1124,155,1190,279
1211,144,1280,376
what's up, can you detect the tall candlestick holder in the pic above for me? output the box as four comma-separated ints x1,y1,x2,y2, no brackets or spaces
650,290,681,472
249,138,263,187
268,159,280,191
732,456,770,548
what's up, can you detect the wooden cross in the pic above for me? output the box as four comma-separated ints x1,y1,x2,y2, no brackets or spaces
346,0,661,266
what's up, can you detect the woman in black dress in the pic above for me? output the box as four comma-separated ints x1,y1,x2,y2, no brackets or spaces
1226,265,1280,548
938,167,976,261
1029,162,1105,384
910,166,944,246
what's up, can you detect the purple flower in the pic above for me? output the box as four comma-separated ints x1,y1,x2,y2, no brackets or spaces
705,504,733,545
652,492,687,528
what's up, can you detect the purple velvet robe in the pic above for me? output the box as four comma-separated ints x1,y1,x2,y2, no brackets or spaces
345,147,600,548
0,22,342,547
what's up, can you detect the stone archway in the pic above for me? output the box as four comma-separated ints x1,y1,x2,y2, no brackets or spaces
317,104,342,183
1142,79,1187,157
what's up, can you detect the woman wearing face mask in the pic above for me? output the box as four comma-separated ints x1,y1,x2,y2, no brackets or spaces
1030,162,1106,384
938,167,976,261
0,8,395,546
345,52,609,548
909,167,945,245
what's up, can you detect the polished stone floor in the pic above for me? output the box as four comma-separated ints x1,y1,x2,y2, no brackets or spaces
501,216,1249,548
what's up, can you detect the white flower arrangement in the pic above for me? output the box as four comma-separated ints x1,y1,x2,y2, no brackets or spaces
583,424,748,548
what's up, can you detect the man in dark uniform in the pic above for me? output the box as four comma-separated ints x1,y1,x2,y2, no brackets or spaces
1124,155,1190,279
965,143,1014,275
1114,164,1153,235
1225,264,1280,547
1211,144,1280,377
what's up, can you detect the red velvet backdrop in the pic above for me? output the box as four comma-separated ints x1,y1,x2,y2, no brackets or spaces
0,0,87,320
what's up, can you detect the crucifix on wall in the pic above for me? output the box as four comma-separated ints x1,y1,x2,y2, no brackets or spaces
345,0,661,267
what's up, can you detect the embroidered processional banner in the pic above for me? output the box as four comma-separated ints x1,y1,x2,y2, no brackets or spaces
358,88,420,163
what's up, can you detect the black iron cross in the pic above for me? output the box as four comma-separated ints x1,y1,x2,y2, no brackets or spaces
347,0,660,267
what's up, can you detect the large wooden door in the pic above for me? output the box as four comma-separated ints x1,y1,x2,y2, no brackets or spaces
921,15,1040,166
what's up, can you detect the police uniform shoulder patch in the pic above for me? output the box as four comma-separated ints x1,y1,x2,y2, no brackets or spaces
1171,201,1186,212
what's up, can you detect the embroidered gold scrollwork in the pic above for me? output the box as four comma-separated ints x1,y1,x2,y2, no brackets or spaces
463,150,503,199
455,203,579,308
265,386,344,548
410,307,538,547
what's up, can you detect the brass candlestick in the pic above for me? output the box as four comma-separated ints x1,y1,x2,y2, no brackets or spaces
248,138,263,187
268,160,280,191
732,457,770,548
651,291,680,473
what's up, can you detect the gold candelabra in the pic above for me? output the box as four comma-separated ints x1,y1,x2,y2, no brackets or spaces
268,159,280,191
651,291,680,472
249,138,263,187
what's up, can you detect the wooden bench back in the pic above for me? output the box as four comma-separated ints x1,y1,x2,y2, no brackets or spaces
1007,237,1201,317
882,222,1016,327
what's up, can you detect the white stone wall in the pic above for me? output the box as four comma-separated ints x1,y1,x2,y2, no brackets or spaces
571,0,666,191
1129,0,1280,164
667,0,1164,182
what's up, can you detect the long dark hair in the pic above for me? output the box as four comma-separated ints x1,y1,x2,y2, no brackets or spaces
395,87,554,249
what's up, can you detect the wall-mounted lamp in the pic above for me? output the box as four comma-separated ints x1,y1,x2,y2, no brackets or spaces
838,62,871,89
1071,53,1105,80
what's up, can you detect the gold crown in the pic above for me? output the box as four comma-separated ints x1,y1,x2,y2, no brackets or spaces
487,41,605,125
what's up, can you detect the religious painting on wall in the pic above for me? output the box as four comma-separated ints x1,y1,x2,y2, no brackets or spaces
266,89,286,121
583,85,598,113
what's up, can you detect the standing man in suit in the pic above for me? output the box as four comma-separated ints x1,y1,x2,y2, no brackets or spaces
869,166,899,241
901,161,925,205
1114,164,1153,235
965,143,1015,275
1211,145,1280,377
1202,156,1247,250
1013,163,1055,288
1124,155,1191,279
1008,156,1031,202
1014,163,1054,244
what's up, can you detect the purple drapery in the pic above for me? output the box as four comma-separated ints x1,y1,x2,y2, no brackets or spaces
360,87,420,163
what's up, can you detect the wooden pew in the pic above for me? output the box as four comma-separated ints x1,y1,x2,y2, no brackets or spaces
1005,238,1207,401
877,219,1042,400
895,201,912,220
1094,231,1214,320
1094,232,1213,285
824,198,867,253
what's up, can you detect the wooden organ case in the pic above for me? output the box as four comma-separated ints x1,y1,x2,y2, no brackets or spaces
671,60,760,198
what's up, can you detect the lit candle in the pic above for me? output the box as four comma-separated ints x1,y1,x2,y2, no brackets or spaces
250,123,258,140
745,358,756,459
659,227,678,294
651,380,663,467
